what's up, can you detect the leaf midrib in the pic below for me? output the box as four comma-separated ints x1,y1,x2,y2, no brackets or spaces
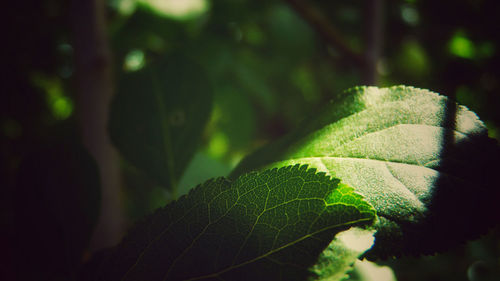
183,215,373,281
163,188,366,280
278,155,468,224
125,175,371,281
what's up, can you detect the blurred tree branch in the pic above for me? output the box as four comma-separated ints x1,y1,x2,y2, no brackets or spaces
70,0,125,251
363,0,384,85
284,0,365,67
284,0,384,85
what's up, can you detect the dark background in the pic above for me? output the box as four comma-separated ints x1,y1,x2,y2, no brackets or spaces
2,0,500,280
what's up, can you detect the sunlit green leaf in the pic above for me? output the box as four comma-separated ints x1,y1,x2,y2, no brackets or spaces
87,165,375,281
347,260,396,281
232,85,500,258
310,227,376,281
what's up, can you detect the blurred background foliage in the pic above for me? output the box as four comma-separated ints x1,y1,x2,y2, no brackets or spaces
2,0,500,280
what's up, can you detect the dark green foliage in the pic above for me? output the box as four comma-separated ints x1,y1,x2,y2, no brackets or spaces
109,54,213,190
4,1,500,280
85,165,375,281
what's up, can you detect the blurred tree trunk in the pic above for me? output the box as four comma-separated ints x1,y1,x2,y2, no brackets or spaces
70,0,125,251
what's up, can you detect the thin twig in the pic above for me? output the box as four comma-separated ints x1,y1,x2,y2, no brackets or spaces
284,0,365,67
363,0,384,85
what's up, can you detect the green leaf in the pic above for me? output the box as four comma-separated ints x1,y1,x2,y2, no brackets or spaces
310,227,376,281
88,165,375,281
346,260,396,281
231,85,500,258
109,54,213,190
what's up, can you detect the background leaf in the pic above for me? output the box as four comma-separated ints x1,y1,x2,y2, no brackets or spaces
87,165,375,281
231,85,500,258
109,53,213,191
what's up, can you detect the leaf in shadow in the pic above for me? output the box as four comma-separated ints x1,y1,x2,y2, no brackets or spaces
12,141,101,281
84,165,375,281
231,86,500,258
109,53,213,190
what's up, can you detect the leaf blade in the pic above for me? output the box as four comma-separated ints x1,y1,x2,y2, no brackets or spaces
232,85,500,258
109,54,213,190
93,165,375,281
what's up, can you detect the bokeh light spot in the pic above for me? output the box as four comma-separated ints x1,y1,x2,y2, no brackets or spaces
124,49,145,72
31,74,74,120
207,132,229,158
139,0,209,20
52,97,73,120
401,5,419,26
449,32,475,59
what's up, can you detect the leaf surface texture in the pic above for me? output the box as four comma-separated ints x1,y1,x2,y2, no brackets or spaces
93,165,375,281
232,86,500,257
